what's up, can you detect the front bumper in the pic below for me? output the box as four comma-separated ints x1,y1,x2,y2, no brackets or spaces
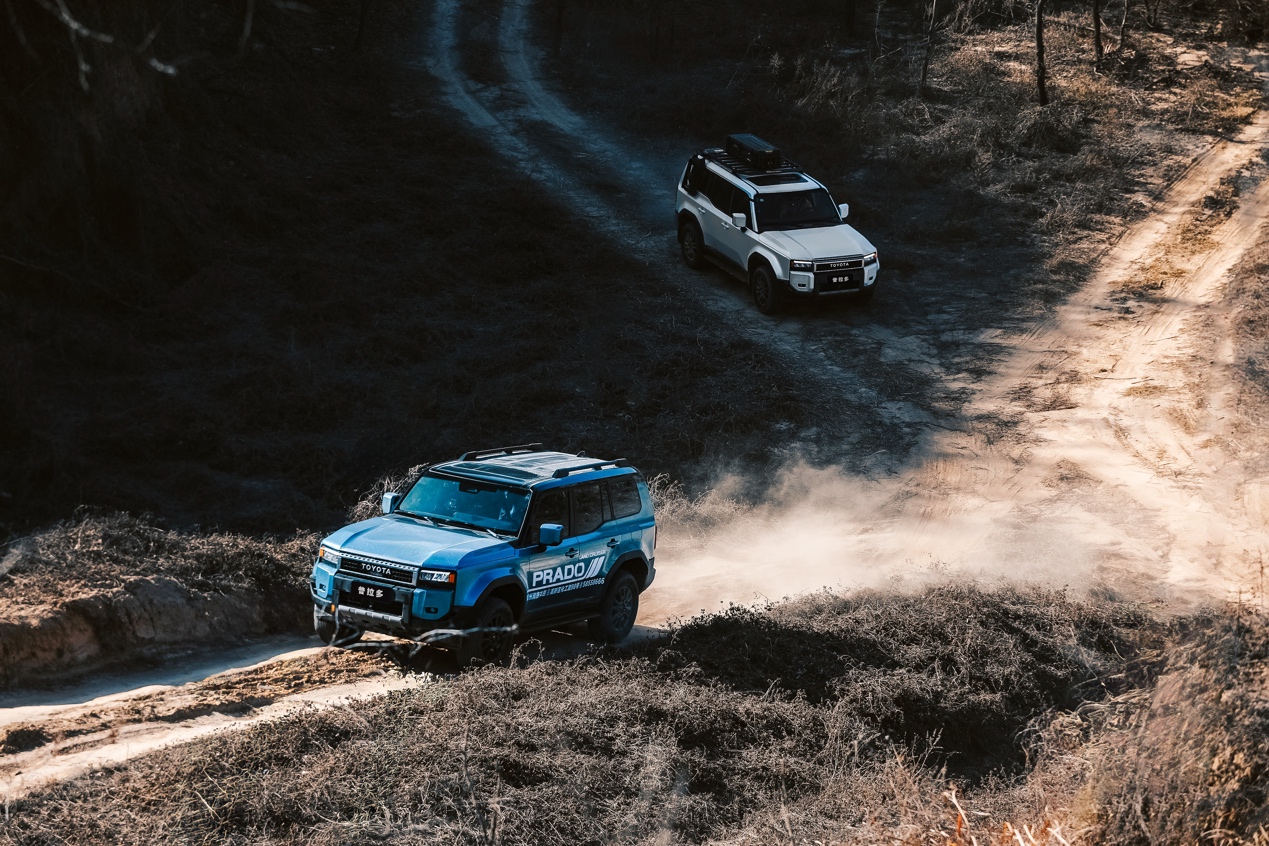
311,576,463,641
787,267,877,297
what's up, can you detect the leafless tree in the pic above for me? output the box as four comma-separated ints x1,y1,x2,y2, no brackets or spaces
1093,0,1104,68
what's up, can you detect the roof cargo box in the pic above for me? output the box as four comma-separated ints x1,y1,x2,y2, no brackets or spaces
725,134,782,170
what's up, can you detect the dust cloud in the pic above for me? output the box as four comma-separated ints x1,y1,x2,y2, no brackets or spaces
640,459,1225,625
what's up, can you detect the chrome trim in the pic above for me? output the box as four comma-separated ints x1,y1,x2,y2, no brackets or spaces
814,255,865,273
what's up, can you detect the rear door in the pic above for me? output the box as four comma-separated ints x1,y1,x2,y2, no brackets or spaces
559,482,616,610
697,172,749,269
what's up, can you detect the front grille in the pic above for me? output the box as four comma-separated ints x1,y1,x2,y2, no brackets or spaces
338,553,417,586
813,255,865,273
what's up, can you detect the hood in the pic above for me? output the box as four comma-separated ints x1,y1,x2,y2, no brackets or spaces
759,224,875,261
323,515,510,569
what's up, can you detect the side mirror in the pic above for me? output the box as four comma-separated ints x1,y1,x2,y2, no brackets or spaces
838,203,850,220
382,492,402,515
731,212,747,229
539,523,564,547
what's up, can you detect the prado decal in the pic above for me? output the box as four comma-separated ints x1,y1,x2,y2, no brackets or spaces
527,553,606,600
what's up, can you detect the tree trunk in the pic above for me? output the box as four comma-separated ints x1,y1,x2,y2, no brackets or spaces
1035,0,1049,105
1093,0,1104,68
1119,0,1130,48
919,0,938,97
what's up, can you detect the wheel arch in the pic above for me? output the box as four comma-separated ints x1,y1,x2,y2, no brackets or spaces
611,552,650,593
747,248,785,280
473,576,526,622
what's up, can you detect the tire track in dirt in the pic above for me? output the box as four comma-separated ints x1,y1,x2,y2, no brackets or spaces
0,642,427,800
426,0,941,442
874,90,1269,601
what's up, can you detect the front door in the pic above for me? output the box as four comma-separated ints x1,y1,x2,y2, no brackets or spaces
522,488,575,617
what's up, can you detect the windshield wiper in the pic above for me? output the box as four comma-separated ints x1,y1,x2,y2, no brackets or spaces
396,510,440,527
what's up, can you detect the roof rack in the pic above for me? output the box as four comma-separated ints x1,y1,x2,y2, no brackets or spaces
702,147,801,180
551,459,629,478
699,134,801,181
459,444,545,461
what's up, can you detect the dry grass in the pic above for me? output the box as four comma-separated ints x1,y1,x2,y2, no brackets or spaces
0,510,315,607
1075,612,1269,844
0,586,1174,845
0,0,827,540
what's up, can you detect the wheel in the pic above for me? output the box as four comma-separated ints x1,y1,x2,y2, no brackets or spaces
587,572,640,644
855,286,875,305
455,597,516,668
679,219,706,269
749,263,783,315
314,608,362,648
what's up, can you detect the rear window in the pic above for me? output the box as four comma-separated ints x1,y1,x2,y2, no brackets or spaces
608,477,642,519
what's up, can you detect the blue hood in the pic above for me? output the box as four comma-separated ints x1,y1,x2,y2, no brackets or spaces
323,515,511,569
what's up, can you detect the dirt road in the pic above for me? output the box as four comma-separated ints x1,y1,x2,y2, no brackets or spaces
4,0,1267,799
427,0,1269,613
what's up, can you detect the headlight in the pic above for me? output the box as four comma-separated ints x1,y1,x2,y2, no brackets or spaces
418,569,456,586
318,546,340,566
791,260,813,271
863,252,878,267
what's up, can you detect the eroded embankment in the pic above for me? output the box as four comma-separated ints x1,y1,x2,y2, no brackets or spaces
0,512,314,687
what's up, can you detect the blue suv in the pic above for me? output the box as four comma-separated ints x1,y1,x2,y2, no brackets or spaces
310,445,657,665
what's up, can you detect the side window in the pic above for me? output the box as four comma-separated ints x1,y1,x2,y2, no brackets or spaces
571,484,604,536
701,172,731,212
683,158,705,195
607,477,642,520
727,185,751,226
529,489,569,544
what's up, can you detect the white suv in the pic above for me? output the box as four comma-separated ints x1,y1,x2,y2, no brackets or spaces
675,134,879,314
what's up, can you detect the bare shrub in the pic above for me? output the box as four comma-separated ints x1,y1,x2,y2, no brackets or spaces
647,473,748,542
346,464,429,523
1077,611,1269,844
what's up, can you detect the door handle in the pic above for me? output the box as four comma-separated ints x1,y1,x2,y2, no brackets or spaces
606,538,619,547
565,547,579,558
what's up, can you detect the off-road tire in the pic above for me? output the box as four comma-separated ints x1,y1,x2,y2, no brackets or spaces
455,597,516,668
679,219,706,269
588,572,640,644
856,286,875,305
314,609,363,648
750,263,782,315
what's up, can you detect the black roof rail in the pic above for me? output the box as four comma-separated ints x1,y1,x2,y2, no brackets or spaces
459,443,545,461
552,459,629,478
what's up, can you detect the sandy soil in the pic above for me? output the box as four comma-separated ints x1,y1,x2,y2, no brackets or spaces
3,0,1267,800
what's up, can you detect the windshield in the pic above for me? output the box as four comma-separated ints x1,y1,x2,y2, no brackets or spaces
396,473,530,536
753,189,841,231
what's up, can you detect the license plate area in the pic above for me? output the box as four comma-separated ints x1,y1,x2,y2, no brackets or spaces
343,580,404,615
816,270,863,291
